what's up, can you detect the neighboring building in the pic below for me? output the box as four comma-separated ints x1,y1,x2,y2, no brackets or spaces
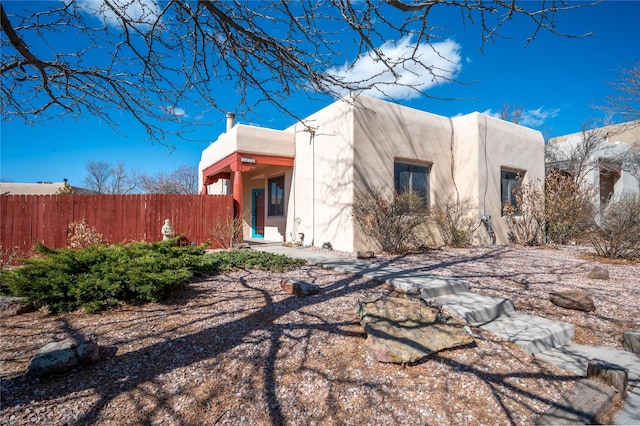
547,121,640,207
199,94,545,252
0,180,93,195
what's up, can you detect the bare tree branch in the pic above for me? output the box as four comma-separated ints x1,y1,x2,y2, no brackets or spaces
2,0,598,145
600,60,640,127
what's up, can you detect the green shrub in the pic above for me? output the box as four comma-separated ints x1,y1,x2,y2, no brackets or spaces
1,239,206,313
198,250,306,273
0,241,306,313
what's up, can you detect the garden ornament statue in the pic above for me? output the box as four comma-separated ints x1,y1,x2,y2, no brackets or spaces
161,219,175,240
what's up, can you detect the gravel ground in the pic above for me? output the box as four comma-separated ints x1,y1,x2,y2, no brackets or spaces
0,244,638,425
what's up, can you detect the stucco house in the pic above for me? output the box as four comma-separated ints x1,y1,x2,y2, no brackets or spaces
547,121,640,207
199,94,544,252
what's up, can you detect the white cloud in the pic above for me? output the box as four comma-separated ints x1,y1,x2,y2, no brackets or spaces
164,106,186,117
74,0,161,28
483,106,560,128
520,107,560,128
325,36,462,100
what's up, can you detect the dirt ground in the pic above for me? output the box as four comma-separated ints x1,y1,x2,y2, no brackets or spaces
1,245,638,425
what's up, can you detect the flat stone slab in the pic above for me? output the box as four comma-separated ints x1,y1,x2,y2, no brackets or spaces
535,378,617,425
479,312,574,354
426,292,515,325
358,297,474,364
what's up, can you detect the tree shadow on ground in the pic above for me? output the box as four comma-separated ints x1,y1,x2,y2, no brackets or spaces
0,251,591,425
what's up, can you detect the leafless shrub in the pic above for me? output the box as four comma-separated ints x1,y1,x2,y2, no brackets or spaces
544,170,597,244
503,179,546,246
431,198,476,247
208,208,245,249
67,219,108,249
587,193,640,260
352,188,430,254
0,243,26,270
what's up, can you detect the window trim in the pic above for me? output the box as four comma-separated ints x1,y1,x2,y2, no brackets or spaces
267,174,285,217
393,160,431,208
500,168,524,216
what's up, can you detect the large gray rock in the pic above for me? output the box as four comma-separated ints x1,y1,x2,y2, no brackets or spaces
26,332,99,376
549,289,596,312
358,297,474,364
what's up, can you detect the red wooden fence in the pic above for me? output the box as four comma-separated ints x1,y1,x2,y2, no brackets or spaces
1,194,233,257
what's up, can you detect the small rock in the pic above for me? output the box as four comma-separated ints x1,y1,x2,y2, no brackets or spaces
356,251,375,259
0,296,35,317
587,266,609,280
280,279,320,297
549,289,595,312
232,243,251,250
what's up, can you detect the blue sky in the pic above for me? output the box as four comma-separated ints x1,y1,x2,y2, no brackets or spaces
2,0,639,187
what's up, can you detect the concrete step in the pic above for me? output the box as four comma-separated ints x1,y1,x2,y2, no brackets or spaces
390,274,470,297
479,312,575,354
425,292,516,326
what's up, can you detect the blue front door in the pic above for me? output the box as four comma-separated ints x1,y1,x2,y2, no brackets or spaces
251,189,265,238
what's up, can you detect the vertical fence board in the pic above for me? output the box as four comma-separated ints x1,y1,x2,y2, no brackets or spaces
0,194,233,257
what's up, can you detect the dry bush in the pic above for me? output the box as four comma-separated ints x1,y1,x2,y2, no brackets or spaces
544,170,597,244
431,198,477,247
0,244,22,270
588,193,640,260
208,208,245,249
67,219,108,249
503,180,546,246
352,188,430,254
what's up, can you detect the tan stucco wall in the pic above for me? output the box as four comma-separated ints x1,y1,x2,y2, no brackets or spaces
350,96,453,250
199,95,545,251
456,113,545,244
285,98,356,251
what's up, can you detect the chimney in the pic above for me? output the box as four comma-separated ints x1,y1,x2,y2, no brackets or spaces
226,112,235,132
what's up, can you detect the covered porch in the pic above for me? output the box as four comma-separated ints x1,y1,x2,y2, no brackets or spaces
199,121,295,241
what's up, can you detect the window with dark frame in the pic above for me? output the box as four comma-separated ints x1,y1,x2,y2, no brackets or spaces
501,169,523,215
393,162,430,207
268,175,285,216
